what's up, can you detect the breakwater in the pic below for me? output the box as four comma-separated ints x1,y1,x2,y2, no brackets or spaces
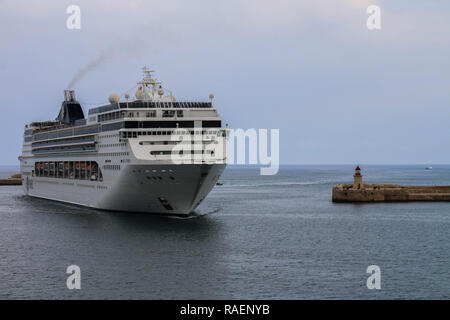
0,173,22,186
332,184,450,202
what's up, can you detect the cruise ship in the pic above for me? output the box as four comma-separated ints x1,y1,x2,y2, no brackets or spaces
19,68,228,215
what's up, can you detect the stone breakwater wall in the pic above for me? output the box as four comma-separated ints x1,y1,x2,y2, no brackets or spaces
332,184,450,202
0,173,22,186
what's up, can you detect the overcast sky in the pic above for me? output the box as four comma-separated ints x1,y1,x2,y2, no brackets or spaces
1,0,449,165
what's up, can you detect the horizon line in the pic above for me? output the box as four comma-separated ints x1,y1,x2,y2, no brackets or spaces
1,163,449,167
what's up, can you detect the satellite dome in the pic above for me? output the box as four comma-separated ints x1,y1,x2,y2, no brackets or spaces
124,93,130,100
109,93,120,104
158,88,165,96
209,93,215,100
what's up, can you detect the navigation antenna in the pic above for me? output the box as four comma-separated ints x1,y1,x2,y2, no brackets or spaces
136,67,163,101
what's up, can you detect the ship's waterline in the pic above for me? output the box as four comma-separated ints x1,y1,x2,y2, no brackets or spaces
28,164,225,215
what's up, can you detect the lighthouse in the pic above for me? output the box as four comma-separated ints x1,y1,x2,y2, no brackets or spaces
353,166,363,190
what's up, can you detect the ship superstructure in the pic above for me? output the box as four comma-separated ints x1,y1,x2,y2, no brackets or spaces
19,68,228,215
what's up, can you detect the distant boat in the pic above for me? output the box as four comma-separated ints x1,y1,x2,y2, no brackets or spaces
216,181,224,186
425,166,433,170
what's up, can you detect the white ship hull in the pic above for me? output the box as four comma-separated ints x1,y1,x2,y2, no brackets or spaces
23,163,226,215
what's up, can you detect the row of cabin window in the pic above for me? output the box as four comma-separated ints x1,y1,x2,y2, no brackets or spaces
33,161,103,181
139,141,217,146
103,165,121,170
100,133,120,138
120,101,211,109
120,130,219,139
98,152,130,157
97,110,184,122
123,120,221,129
98,143,126,148
34,126,99,142
150,150,215,155
32,135,95,148
89,102,211,116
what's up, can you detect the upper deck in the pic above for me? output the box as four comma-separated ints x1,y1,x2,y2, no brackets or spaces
88,100,213,116
25,67,222,136
22,67,225,157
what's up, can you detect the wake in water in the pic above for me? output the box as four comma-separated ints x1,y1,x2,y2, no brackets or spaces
16,194,219,219
170,206,222,220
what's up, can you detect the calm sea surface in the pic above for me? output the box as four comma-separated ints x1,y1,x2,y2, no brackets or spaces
0,165,449,299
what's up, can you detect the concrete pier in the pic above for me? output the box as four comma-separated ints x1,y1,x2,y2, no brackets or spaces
332,184,450,202
332,167,450,202
0,174,22,186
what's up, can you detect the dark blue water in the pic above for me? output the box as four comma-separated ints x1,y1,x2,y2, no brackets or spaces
0,165,449,299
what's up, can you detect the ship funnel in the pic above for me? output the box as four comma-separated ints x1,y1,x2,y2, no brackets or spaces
57,90,84,124
64,90,76,102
